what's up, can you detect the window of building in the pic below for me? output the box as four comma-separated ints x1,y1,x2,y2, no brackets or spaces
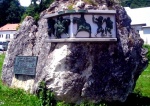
6,34,10,39
0,34,3,38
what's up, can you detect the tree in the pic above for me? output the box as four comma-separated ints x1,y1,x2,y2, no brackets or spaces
22,0,54,22
0,0,25,27
6,0,25,23
122,0,150,8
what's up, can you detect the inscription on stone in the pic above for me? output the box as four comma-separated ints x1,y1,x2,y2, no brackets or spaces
14,56,38,75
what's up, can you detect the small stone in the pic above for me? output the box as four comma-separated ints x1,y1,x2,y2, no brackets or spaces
85,4,94,9
75,0,85,9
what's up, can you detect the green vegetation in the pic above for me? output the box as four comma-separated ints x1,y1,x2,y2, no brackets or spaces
67,4,74,10
0,54,5,77
83,0,98,6
0,0,25,27
0,43,150,106
121,0,150,8
134,64,150,98
37,81,56,106
143,44,150,62
0,89,41,106
0,0,54,27
134,44,150,97
22,0,54,22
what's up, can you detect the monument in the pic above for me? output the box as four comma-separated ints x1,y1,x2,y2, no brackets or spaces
1,0,148,103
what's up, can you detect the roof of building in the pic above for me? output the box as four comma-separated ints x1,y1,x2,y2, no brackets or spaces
0,24,19,31
125,7,150,26
142,26,150,28
131,23,146,26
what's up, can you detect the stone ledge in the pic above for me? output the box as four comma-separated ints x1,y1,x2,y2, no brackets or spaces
45,38,117,42
43,10,116,18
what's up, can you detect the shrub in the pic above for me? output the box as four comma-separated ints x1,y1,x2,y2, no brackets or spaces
68,4,74,10
83,0,98,6
143,44,150,62
37,81,56,106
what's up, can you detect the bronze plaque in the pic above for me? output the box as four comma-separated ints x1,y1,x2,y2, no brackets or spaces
14,56,38,75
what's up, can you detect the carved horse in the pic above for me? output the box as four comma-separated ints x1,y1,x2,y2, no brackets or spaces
73,14,91,37
54,17,71,38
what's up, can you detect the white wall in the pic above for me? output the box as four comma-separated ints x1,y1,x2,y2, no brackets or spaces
132,25,143,32
131,25,150,44
0,30,16,42
140,27,150,44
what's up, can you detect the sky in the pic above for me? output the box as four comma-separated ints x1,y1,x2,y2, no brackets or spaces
19,0,31,7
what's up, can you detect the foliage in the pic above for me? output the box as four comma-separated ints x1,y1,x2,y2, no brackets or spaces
0,0,25,27
134,62,150,98
21,4,40,22
0,54,5,77
83,0,98,6
67,4,74,10
37,81,56,106
121,0,150,8
22,0,54,22
143,44,150,62
57,101,74,106
78,101,106,106
0,88,41,106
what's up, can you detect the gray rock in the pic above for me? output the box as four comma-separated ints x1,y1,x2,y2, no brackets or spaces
75,0,85,9
85,4,94,9
2,16,37,86
2,0,148,103
48,1,59,12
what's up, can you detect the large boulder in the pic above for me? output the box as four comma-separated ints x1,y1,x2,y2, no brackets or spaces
2,0,148,103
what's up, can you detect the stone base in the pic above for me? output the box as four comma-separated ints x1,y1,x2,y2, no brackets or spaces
46,38,117,42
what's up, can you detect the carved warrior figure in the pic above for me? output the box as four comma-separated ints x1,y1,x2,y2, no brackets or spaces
54,16,70,38
73,13,91,37
93,16,113,37
104,17,113,36
93,15,105,37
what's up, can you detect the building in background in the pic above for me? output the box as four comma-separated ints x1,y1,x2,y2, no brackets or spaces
125,7,150,44
0,24,19,50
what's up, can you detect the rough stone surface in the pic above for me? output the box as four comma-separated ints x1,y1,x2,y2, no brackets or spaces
2,0,148,103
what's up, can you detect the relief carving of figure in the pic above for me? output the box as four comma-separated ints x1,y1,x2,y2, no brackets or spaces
73,13,91,37
47,18,55,37
93,15,105,37
54,16,70,38
104,17,113,36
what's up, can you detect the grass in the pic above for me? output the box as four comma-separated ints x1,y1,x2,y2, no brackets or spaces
134,62,150,97
0,54,5,77
0,89,41,106
0,53,150,106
